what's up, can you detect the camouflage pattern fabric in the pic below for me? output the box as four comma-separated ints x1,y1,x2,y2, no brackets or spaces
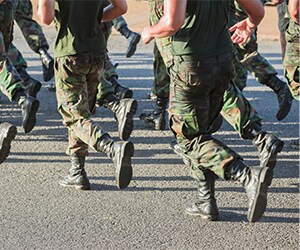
221,81,263,138
7,42,27,71
55,54,109,156
14,0,49,53
232,1,278,87
283,10,300,100
168,56,242,180
149,0,171,98
112,16,127,31
152,42,170,99
0,0,25,101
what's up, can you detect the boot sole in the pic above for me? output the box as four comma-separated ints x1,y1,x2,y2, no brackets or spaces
126,34,141,58
115,141,134,189
264,138,284,186
119,99,138,141
247,167,271,222
59,182,91,190
23,99,40,133
0,123,17,164
185,209,219,221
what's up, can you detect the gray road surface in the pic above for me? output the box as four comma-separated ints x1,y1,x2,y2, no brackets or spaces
0,26,299,250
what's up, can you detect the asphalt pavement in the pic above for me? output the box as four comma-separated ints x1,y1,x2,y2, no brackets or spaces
0,25,299,250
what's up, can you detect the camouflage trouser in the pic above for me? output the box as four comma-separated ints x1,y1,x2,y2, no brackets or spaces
8,42,27,71
55,53,109,156
168,54,242,180
112,16,127,31
221,81,262,137
96,22,120,102
283,20,300,101
0,1,24,101
149,0,171,98
14,0,49,53
152,42,170,98
285,66,300,100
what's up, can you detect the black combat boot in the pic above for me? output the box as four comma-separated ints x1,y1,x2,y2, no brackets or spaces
97,135,134,189
208,114,223,134
15,92,40,133
59,155,91,190
109,76,133,100
225,159,272,222
244,122,284,186
103,94,138,141
139,97,168,130
38,47,54,81
118,25,141,58
185,171,219,221
0,122,17,164
17,67,42,98
264,75,293,121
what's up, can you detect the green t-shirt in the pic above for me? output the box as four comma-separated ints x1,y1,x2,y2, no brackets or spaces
54,0,106,57
172,0,232,57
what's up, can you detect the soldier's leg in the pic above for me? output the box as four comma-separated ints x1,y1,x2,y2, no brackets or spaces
101,58,133,100
284,66,299,101
95,69,137,141
8,43,41,97
0,122,17,164
140,42,169,130
113,16,141,58
14,0,54,81
236,32,293,120
169,57,272,222
55,55,134,189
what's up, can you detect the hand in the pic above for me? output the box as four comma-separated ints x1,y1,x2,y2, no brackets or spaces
229,18,255,45
0,0,4,4
142,27,154,44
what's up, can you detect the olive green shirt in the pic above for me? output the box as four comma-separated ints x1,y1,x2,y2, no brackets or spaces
54,0,106,57
172,0,232,57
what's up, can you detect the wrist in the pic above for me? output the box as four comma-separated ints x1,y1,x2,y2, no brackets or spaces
246,18,256,30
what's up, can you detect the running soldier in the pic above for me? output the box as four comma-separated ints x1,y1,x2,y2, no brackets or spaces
37,0,134,190
142,0,273,222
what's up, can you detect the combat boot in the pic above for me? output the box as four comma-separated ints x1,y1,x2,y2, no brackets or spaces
118,25,141,58
17,67,42,98
225,159,272,222
97,135,134,189
38,47,54,81
59,155,91,190
264,75,293,120
16,94,40,133
139,97,168,130
103,94,138,141
0,122,17,164
244,122,284,186
109,76,133,100
185,171,219,221
208,114,223,134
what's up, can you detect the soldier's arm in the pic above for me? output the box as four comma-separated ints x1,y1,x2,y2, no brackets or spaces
141,0,187,44
288,0,299,24
230,0,264,45
37,0,55,25
102,0,127,22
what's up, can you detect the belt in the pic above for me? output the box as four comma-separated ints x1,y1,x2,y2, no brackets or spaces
174,51,233,64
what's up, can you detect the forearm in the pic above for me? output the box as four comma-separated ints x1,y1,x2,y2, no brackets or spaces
237,0,265,27
102,0,127,22
288,0,299,24
37,0,55,25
